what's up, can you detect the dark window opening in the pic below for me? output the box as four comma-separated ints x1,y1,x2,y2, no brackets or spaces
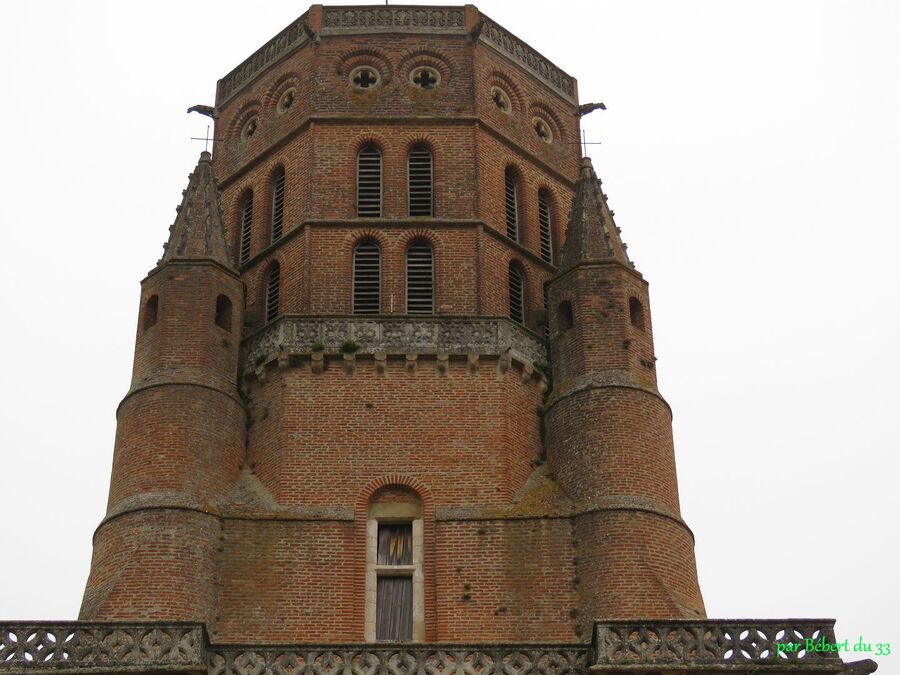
271,166,285,242
408,146,433,216
406,240,434,314
558,300,574,332
412,67,438,89
538,189,553,263
353,68,378,88
629,297,645,330
239,190,253,264
508,264,524,325
353,240,381,314
357,146,382,217
504,168,518,241
143,295,158,330
266,264,280,324
215,295,233,332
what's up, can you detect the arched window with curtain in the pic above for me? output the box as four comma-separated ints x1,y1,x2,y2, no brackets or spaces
504,167,519,242
406,239,434,314
271,166,285,242
265,263,280,324
407,145,433,216
508,262,524,325
357,145,382,217
353,239,381,314
538,188,553,263
239,189,253,264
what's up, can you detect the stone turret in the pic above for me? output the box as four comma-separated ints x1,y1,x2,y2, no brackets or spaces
545,156,706,621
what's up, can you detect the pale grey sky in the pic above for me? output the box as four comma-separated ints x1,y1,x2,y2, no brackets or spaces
1,1,897,663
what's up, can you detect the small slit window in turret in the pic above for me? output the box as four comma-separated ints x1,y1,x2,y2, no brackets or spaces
241,116,258,141
410,66,440,89
491,86,511,114
277,88,296,114
350,66,381,90
533,117,553,144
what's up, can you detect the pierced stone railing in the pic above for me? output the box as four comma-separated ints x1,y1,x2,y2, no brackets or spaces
0,623,205,672
592,619,846,671
0,621,865,673
242,315,548,374
208,645,588,675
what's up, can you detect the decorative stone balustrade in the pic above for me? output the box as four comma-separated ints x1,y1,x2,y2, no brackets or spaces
0,621,870,674
209,645,587,675
592,619,850,671
0,623,204,673
241,316,548,375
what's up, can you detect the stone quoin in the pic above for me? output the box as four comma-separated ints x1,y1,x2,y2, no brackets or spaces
0,4,876,675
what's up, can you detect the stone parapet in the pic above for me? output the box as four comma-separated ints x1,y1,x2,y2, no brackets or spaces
241,315,548,375
0,621,873,674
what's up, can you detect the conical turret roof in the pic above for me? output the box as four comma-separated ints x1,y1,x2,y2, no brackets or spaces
159,151,235,269
559,156,632,269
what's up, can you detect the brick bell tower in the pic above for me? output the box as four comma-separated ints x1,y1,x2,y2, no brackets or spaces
81,2,703,645
1,5,867,675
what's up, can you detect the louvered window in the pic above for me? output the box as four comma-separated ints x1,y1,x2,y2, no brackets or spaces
406,240,434,314
508,264,524,325
353,240,381,314
504,168,518,241
265,264,280,324
538,189,552,263
239,190,253,264
271,167,285,242
542,284,549,338
408,146,433,216
357,145,382,217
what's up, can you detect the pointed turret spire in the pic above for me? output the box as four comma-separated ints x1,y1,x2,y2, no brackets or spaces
159,151,234,269
559,156,632,269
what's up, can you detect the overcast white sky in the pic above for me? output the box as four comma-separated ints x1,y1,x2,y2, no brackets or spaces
1,0,897,663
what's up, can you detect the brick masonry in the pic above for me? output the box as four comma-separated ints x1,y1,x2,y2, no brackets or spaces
78,3,706,644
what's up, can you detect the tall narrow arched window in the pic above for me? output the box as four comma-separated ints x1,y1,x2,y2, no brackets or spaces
357,145,382,217
538,188,552,263
353,240,381,314
265,263,280,324
271,166,285,242
504,168,519,241
239,189,253,264
406,240,434,314
508,263,524,325
408,145,433,216
215,295,233,331
143,295,159,330
629,297,645,330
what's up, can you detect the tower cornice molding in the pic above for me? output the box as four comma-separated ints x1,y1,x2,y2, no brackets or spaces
544,371,671,417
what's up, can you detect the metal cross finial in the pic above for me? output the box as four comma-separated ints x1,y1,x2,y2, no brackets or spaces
190,125,220,152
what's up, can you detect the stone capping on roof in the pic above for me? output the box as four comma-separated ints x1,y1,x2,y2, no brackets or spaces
216,5,576,108
321,5,466,34
477,14,575,102
217,11,311,106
